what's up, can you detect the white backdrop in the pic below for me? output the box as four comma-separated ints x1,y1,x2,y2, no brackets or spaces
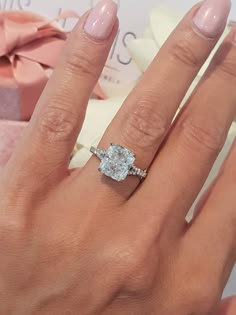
2,0,236,84
2,0,235,297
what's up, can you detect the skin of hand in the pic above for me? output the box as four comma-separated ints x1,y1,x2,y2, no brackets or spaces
0,0,236,314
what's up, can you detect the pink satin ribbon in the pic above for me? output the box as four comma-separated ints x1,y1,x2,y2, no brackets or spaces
0,11,105,121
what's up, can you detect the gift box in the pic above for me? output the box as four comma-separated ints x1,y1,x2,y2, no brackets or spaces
0,10,74,121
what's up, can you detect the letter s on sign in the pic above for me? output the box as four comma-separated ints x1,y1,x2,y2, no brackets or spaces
118,32,136,65
17,0,31,9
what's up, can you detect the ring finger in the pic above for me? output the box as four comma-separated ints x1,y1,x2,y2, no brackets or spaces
82,0,231,200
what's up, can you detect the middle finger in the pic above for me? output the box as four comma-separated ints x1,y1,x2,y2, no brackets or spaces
82,0,231,201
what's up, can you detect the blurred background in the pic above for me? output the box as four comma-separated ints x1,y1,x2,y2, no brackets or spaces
3,0,236,87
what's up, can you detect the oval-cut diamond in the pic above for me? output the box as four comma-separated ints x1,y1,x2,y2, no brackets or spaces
99,144,135,181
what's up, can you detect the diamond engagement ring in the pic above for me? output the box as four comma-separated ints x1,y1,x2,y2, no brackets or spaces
90,144,147,182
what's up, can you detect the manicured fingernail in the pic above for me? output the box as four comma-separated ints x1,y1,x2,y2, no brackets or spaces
84,0,117,40
193,0,231,38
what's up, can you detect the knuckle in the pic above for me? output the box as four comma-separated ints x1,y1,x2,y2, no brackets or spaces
102,242,151,288
65,46,96,78
171,39,200,69
122,99,168,151
217,56,236,81
106,243,140,272
105,242,156,297
38,105,77,143
180,116,225,155
121,262,156,298
213,44,236,81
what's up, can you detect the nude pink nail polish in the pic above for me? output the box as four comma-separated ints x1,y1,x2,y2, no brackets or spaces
84,0,117,40
193,0,231,38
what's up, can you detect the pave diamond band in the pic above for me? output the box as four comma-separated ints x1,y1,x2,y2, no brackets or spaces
128,165,147,179
90,144,147,182
90,147,106,160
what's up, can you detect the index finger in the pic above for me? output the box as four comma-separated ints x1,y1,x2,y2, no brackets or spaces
4,0,118,188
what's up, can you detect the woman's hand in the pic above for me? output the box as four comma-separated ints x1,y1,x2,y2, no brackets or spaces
1,0,236,314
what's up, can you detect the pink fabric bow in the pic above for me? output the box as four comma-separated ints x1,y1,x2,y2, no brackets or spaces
0,11,106,121
0,11,69,120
